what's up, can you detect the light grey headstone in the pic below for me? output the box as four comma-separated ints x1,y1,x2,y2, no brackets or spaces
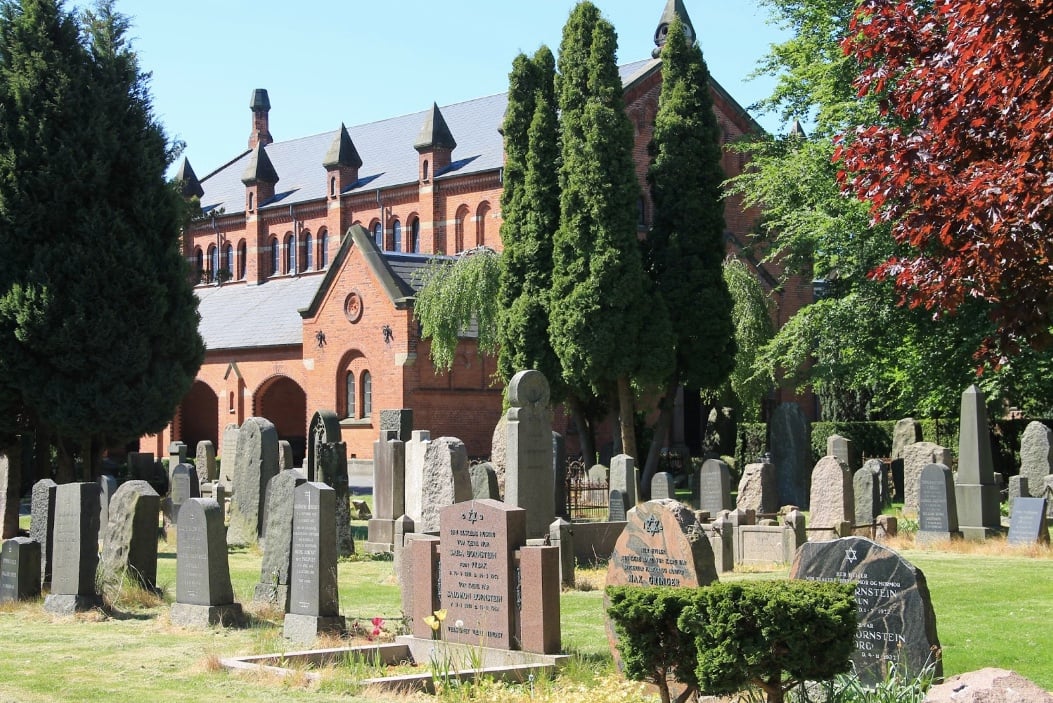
220,423,240,487
168,441,187,474
366,434,405,550
490,414,508,498
97,474,118,539
43,483,103,614
827,434,857,471
254,469,307,607
809,456,854,529
278,440,294,471
171,498,243,627
862,458,890,508
167,463,200,527
404,430,432,522
469,462,500,500
610,454,637,508
418,437,471,533
380,408,413,442
392,514,414,579
227,416,279,546
736,461,777,515
99,481,160,593
550,517,575,587
1008,475,1028,515
195,440,217,482
650,472,676,501
955,385,1001,539
1020,421,1053,498
903,441,952,515
30,478,57,585
892,418,923,460
770,402,810,508
503,369,555,538
698,458,733,515
588,464,608,507
283,482,345,643
1007,497,1050,546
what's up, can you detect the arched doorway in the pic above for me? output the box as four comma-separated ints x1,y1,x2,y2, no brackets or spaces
180,380,219,451
255,375,307,468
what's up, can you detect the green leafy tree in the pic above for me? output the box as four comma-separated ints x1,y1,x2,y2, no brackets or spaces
550,1,673,462
0,0,204,478
723,256,774,422
641,16,735,489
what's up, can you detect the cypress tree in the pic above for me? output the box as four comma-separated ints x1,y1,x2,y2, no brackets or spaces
550,1,673,463
640,16,736,486
0,0,204,476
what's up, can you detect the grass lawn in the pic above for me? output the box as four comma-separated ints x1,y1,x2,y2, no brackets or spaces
1,531,1052,701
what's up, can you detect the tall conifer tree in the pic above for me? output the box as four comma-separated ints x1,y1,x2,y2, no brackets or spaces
640,16,736,485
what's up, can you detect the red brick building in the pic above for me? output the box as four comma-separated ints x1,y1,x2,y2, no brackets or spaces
145,1,811,465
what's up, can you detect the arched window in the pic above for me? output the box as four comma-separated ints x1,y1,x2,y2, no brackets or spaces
345,371,356,419
476,202,490,247
330,176,337,197
222,243,233,277
372,221,383,249
207,244,218,279
248,191,254,211
392,220,402,253
303,232,313,271
361,370,372,417
269,237,280,276
454,205,469,253
319,229,329,268
422,159,430,181
194,247,203,281
410,217,421,254
237,240,247,280
284,233,296,274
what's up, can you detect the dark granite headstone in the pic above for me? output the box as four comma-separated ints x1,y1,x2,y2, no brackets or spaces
97,474,118,540
306,410,341,482
439,499,525,649
318,441,353,556
469,462,500,501
172,498,243,627
0,537,40,602
30,478,57,585
917,463,961,544
99,481,160,593
854,466,880,525
44,483,103,614
0,446,21,539
770,402,811,508
790,537,942,685
227,416,279,546
650,472,676,501
379,408,413,442
167,463,200,527
284,482,346,643
862,458,890,508
1007,497,1049,545
254,469,307,606
698,458,733,515
955,385,1002,539
609,489,627,522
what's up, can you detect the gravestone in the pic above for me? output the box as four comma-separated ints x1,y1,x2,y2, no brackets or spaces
195,440,218,482
380,408,413,442
698,458,733,515
0,537,40,603
284,482,346,643
126,452,157,482
892,418,923,502
171,498,244,627
790,537,942,686
278,441,294,471
97,474,117,542
1008,476,1028,514
30,478,57,586
98,481,160,594
0,446,21,539
404,430,432,523
517,539,562,654
306,410,341,482
770,402,811,508
608,490,628,522
609,455,637,508
589,464,609,507
392,514,414,579
553,432,568,519
400,534,440,639
44,483,103,614
318,441,354,556
490,414,509,498
736,460,777,515
650,472,676,501
168,441,187,476
220,423,240,487
166,463,200,528
916,464,961,545
1019,421,1053,498
862,458,890,508
827,434,858,471
438,499,526,649
808,456,853,529
469,462,500,501
417,437,471,534
254,469,307,607
366,432,405,551
955,385,1001,539
902,441,952,516
1007,497,1049,546
226,416,279,545
854,466,880,525
503,370,555,538
549,517,575,587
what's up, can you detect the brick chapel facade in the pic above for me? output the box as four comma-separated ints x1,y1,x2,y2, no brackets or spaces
143,1,813,465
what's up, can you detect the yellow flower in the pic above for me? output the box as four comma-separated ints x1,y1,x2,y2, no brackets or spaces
424,615,440,631
434,608,448,622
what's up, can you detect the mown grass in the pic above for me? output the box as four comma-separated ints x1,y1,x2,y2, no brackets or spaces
1,529,1052,701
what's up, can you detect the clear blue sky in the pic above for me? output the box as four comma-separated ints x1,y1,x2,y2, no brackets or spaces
115,0,788,177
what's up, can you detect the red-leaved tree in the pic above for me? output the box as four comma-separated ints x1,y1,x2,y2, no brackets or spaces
835,0,1053,362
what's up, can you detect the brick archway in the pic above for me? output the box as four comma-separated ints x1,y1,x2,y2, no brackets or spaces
180,380,219,451
254,375,308,468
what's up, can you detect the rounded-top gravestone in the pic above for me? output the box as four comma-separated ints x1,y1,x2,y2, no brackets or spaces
1020,421,1053,498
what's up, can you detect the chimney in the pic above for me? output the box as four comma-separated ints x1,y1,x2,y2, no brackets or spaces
249,88,273,150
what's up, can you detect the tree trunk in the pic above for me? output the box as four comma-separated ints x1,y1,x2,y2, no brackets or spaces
567,396,595,466
641,374,680,501
55,440,74,484
616,374,637,465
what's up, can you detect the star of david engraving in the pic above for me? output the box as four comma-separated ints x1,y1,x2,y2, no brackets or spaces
462,508,482,524
643,514,663,536
844,547,858,563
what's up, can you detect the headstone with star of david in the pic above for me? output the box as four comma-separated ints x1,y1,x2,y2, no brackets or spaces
789,536,942,686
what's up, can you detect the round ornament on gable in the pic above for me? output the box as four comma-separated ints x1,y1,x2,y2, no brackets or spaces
344,291,364,323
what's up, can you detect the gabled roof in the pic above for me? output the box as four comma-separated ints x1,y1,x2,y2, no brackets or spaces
323,123,363,169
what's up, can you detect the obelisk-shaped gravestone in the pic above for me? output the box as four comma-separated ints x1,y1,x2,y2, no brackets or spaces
319,441,354,556
171,498,243,627
955,385,1001,539
504,370,554,538
254,469,307,607
283,482,346,643
227,417,279,546
44,483,103,614
30,478,57,586
99,481,161,593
